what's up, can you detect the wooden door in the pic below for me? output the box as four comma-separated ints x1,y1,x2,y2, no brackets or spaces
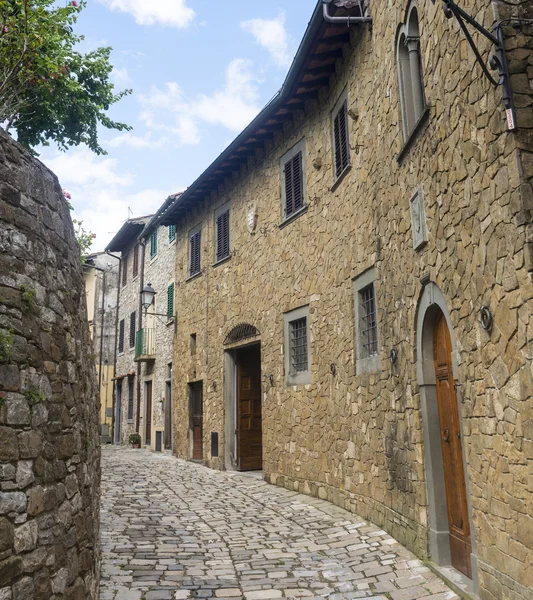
191,382,203,460
145,381,152,446
434,313,472,578
115,381,122,444
237,345,262,471
164,381,172,450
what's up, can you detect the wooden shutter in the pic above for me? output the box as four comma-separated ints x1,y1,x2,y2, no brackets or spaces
190,230,201,276
284,152,303,217
169,225,176,243
129,311,136,348
119,319,125,353
132,245,139,278
122,255,128,286
216,210,230,261
334,101,350,178
127,378,134,420
167,283,175,319
150,231,157,259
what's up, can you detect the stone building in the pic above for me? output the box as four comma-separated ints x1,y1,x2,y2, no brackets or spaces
83,252,120,444
0,131,100,598
106,209,177,450
148,0,533,598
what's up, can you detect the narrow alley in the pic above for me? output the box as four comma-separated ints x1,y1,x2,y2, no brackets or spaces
100,447,459,600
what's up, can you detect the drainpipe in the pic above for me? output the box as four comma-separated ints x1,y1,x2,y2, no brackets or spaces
322,0,372,25
106,251,121,443
136,240,146,435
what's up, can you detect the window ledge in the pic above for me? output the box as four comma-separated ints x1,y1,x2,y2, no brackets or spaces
186,271,202,283
279,205,308,229
166,318,174,328
168,239,176,247
286,372,311,387
397,106,430,164
213,255,232,268
149,255,158,265
330,164,352,192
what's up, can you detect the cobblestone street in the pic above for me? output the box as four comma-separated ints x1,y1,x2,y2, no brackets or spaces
100,447,459,600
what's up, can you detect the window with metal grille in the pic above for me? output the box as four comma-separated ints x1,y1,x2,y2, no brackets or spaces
333,99,350,178
168,224,176,243
360,284,378,356
167,283,174,319
127,377,134,420
129,311,136,348
215,209,230,262
189,228,201,277
150,230,157,259
122,254,128,286
118,319,125,354
290,317,308,373
132,244,139,278
284,152,304,218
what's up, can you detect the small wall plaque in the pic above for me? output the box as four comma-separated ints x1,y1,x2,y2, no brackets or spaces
410,189,428,250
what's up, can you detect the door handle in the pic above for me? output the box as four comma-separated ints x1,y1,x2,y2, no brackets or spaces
443,428,450,443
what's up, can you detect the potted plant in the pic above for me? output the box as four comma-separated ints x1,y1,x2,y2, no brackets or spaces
128,433,141,449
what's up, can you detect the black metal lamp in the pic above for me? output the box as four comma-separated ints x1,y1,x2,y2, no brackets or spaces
141,283,156,312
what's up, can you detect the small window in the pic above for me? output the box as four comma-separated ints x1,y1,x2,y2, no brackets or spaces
354,268,381,373
168,224,176,243
150,230,158,260
122,254,128,287
189,226,202,277
215,205,230,263
284,305,311,386
127,377,134,420
167,283,175,320
281,139,306,221
332,94,350,179
129,311,136,348
132,244,139,279
118,319,125,354
190,333,197,357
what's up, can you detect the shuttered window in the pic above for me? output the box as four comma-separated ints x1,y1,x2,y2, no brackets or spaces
215,209,230,262
189,229,201,277
168,225,176,243
118,319,125,354
333,99,350,178
122,255,128,286
129,311,136,348
127,377,134,420
290,317,308,373
360,284,378,357
167,283,175,319
150,230,157,259
132,244,139,278
284,152,304,218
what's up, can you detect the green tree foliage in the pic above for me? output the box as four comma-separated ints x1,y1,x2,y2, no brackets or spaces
0,0,131,154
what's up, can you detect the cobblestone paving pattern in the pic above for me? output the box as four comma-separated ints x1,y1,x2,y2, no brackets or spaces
100,446,459,600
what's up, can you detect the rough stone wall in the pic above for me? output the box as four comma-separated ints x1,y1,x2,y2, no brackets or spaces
0,131,100,598
170,1,533,599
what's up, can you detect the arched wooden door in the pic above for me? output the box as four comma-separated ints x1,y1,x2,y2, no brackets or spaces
433,313,472,578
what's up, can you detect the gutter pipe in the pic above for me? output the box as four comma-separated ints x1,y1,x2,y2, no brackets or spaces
106,250,121,443
322,0,372,24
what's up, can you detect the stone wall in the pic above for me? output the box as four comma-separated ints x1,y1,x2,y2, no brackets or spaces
0,131,100,599
169,0,533,598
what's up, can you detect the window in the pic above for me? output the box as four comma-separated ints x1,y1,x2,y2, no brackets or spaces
127,377,134,421
122,254,128,286
167,283,175,320
168,224,176,243
397,4,426,141
215,204,230,262
150,230,158,260
118,319,125,354
190,333,197,357
332,93,350,179
129,311,136,348
189,226,202,277
353,268,381,373
281,139,306,220
133,244,139,279
284,305,311,386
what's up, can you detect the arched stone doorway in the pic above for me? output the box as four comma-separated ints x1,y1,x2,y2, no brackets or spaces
416,282,478,590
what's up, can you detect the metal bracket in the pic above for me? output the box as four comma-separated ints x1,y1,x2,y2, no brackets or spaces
436,0,516,129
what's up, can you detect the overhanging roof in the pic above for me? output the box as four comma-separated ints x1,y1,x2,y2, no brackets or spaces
148,0,362,230
105,215,154,253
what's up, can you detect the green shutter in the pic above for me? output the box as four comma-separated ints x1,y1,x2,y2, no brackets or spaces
168,224,176,242
167,283,175,319
150,230,158,259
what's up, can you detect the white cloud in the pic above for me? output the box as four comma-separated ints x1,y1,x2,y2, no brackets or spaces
241,11,291,68
108,132,167,149
139,58,261,146
97,0,195,28
111,66,132,87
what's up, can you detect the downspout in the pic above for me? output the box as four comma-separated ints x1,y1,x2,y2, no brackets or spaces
106,251,121,443
98,268,106,395
136,240,146,435
322,0,372,24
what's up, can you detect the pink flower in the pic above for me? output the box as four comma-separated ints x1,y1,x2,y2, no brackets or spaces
93,234,97,238
2,26,8,33
62,189,72,200
71,1,78,6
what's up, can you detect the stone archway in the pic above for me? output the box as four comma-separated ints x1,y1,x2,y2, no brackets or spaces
415,282,479,590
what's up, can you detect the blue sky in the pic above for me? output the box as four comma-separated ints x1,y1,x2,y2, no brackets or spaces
40,0,315,252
